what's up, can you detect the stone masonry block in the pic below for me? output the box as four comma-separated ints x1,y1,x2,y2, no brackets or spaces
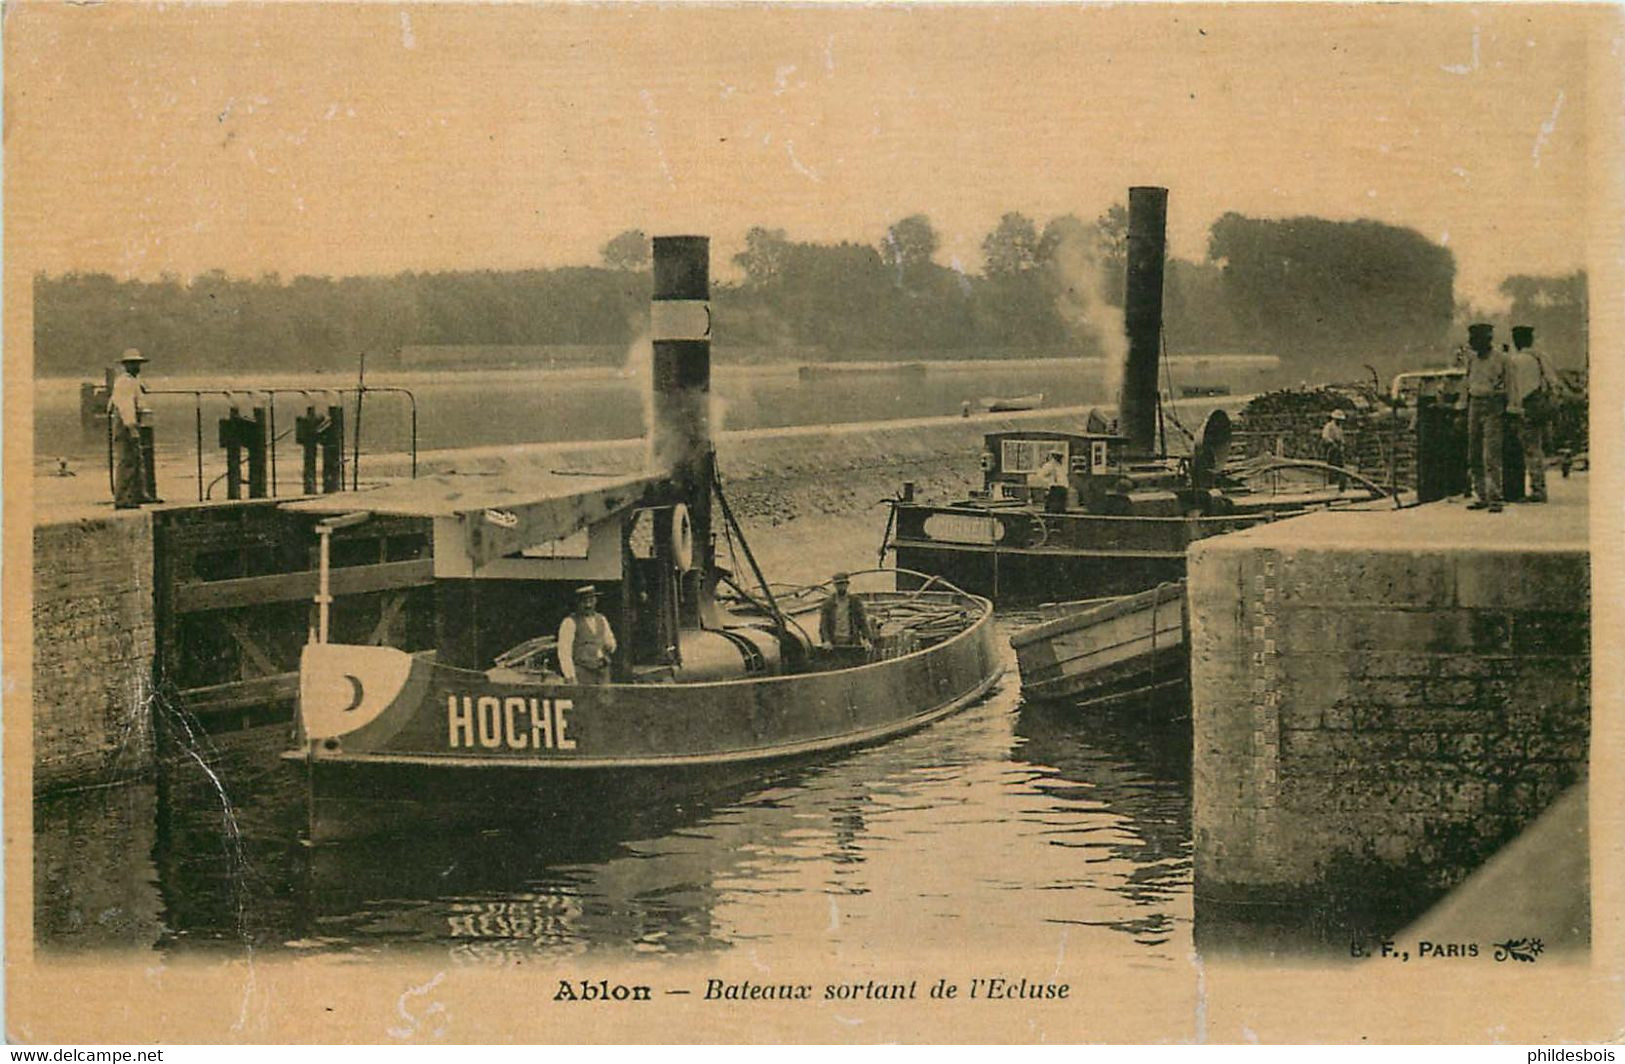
1512,611,1591,655
1454,551,1590,610
1278,549,1456,608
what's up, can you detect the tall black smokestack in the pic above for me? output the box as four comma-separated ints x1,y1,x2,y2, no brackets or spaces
650,236,714,619
1119,186,1168,456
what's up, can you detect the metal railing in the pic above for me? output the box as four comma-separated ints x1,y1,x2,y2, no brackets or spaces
111,384,418,503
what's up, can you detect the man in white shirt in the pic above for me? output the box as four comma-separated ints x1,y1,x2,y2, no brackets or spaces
1320,410,1348,490
558,585,617,684
106,348,153,508
1507,325,1551,503
1457,323,1511,512
1027,451,1069,513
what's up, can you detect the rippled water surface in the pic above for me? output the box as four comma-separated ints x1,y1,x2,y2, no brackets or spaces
35,627,1194,966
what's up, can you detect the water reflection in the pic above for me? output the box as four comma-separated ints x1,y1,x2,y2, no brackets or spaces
38,629,1198,965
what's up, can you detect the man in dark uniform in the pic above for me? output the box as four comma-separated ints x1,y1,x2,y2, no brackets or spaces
819,571,875,661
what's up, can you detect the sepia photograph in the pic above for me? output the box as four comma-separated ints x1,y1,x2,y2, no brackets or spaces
4,1,1621,1045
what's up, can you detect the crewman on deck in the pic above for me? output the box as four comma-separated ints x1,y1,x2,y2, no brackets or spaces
558,585,617,685
1320,410,1348,490
107,348,155,509
1457,322,1510,513
819,572,874,658
1028,451,1070,513
1508,325,1552,503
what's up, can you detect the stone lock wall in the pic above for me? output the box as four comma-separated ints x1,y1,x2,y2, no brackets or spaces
1190,522,1589,911
32,513,158,792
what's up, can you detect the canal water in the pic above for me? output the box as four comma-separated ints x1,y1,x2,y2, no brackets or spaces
33,624,1195,968
35,354,1281,464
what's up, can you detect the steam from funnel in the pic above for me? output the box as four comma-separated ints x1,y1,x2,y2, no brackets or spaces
624,329,655,464
1047,218,1129,409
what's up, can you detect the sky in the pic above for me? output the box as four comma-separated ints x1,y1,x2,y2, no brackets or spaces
4,3,1614,309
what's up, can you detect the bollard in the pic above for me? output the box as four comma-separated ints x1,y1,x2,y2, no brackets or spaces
322,404,346,493
139,420,159,503
247,405,269,499
218,408,268,499
219,411,244,500
296,406,322,495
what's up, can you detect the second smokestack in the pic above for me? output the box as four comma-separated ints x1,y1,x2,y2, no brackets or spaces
1118,187,1168,457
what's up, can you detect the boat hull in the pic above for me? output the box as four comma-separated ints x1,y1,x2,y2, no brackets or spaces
1010,581,1187,707
892,505,1280,603
286,590,1002,841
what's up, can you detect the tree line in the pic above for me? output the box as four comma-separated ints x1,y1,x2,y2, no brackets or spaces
32,209,1585,379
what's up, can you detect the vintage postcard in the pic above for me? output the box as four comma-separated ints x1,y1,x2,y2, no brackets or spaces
4,1,1621,1045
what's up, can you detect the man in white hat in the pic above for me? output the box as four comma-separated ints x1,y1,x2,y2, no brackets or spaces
107,348,154,508
1320,409,1348,491
558,585,617,685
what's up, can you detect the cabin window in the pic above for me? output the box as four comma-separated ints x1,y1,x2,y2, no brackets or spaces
1001,440,1065,475
519,528,591,560
1091,440,1110,473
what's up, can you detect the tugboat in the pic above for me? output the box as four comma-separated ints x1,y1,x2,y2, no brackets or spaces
885,187,1382,605
284,237,1001,841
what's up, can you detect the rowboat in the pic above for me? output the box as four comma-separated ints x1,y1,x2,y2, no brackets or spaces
1009,581,1187,708
798,361,929,382
979,392,1045,413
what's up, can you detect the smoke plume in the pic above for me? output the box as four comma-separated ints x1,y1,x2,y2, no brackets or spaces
1048,226,1129,408
623,329,658,467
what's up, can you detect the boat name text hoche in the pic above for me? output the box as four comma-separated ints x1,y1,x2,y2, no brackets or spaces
445,693,577,751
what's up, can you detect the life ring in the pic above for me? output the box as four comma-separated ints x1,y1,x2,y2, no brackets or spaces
671,503,695,571
979,450,996,473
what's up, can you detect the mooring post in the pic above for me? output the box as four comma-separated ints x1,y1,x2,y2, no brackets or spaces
219,405,245,500
322,403,346,493
247,405,269,499
296,405,321,495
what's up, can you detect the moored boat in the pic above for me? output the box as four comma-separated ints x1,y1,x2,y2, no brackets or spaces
1009,581,1186,708
888,188,1385,604
979,392,1044,412
283,236,1003,842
